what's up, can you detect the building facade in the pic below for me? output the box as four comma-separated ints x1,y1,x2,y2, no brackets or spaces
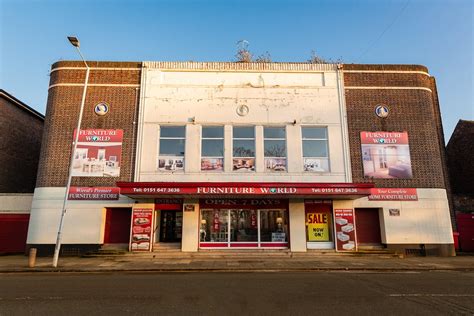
0,89,44,253
26,61,455,256
447,120,474,252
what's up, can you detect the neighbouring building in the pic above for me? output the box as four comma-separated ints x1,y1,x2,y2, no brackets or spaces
447,119,474,252
0,89,44,253
26,61,455,256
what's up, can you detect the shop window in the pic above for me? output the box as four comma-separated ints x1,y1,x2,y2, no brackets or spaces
302,127,329,172
259,210,288,242
305,201,334,250
200,210,229,243
199,206,288,248
230,210,258,242
158,126,185,171
201,126,224,171
232,126,255,172
264,127,287,172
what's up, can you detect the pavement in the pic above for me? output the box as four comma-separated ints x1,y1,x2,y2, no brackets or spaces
1,252,473,273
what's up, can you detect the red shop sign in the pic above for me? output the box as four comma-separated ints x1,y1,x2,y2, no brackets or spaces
368,188,418,201
360,131,409,145
68,187,120,200
73,129,124,143
118,182,373,196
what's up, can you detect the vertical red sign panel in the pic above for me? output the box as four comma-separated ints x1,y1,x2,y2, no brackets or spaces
213,210,220,232
250,210,257,228
130,208,153,252
334,209,357,252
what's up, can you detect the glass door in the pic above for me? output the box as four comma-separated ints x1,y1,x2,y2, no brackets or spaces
230,209,258,244
159,210,182,242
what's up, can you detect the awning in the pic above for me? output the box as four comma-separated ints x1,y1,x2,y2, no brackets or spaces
116,182,374,200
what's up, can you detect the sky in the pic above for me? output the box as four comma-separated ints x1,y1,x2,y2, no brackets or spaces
1,0,472,141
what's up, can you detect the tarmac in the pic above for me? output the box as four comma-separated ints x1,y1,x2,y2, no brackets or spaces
1,251,473,273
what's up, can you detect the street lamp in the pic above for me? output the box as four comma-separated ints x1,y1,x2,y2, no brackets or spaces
52,36,90,267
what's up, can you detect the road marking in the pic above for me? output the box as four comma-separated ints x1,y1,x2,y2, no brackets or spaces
389,294,474,297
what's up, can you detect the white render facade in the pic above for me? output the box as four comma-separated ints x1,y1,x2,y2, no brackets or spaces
136,62,351,183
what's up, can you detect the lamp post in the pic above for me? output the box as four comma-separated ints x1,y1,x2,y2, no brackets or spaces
52,36,90,267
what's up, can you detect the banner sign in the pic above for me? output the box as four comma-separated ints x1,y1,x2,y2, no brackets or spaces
72,129,123,177
68,187,120,200
334,209,357,252
130,208,153,252
200,199,288,209
360,131,413,179
369,188,418,201
307,212,330,241
74,129,123,142
119,183,372,196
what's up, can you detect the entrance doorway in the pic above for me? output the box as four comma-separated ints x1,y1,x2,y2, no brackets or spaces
355,208,382,247
159,210,183,242
104,208,132,244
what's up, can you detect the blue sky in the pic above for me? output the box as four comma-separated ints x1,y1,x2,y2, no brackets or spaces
1,0,472,140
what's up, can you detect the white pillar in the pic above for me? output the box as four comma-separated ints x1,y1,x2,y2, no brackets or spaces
286,124,303,173
333,200,354,210
182,199,199,252
185,124,201,173
139,123,159,178
255,125,264,173
289,199,306,252
224,125,233,172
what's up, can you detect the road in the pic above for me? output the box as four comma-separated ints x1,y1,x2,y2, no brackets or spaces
1,271,473,315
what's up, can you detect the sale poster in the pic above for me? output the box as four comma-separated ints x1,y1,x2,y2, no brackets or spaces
333,209,357,252
130,208,153,252
307,212,330,241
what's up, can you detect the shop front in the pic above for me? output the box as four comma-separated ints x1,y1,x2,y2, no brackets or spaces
118,182,374,252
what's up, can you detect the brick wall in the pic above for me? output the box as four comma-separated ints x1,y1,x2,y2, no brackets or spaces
0,92,44,193
344,64,447,189
446,120,474,196
35,61,141,187
446,120,474,214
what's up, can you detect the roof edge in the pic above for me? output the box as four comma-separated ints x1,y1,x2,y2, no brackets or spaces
0,89,44,120
143,61,338,71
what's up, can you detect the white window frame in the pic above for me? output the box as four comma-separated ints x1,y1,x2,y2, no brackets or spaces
201,126,224,172
302,126,330,172
232,126,256,172
157,125,186,172
263,126,287,172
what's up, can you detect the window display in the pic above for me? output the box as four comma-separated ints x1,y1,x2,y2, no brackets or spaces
260,210,288,242
201,126,224,171
199,199,288,248
302,127,329,172
233,126,255,171
264,127,287,172
158,126,185,171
